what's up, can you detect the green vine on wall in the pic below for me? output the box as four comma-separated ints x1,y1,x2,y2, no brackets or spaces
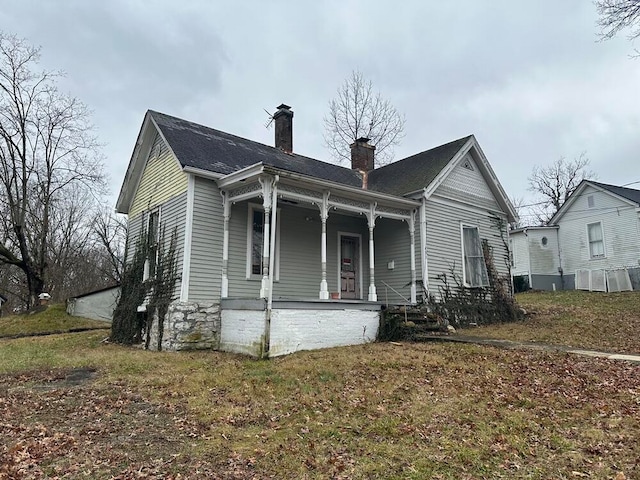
110,225,179,348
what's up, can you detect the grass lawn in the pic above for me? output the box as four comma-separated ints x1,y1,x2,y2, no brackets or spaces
468,290,640,354
1,302,639,479
0,303,110,337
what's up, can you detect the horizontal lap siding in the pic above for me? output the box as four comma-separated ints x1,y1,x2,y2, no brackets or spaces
226,200,370,300
160,193,187,299
425,197,510,297
510,232,529,276
557,186,640,273
375,217,413,304
273,205,321,298
130,133,188,217
437,154,501,212
188,177,223,303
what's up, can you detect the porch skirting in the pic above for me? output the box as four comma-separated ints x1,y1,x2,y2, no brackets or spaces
220,299,382,358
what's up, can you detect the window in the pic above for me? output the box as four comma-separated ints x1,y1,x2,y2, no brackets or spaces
251,209,264,275
462,225,489,287
246,204,280,279
587,222,605,258
143,210,160,280
541,236,548,247
587,195,595,208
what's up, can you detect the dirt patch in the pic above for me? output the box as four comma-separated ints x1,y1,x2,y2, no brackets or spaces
0,368,255,479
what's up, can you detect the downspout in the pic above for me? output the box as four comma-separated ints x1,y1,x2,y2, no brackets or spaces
265,175,279,358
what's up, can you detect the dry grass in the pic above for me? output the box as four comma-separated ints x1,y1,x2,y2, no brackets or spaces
469,290,640,354
1,327,639,479
0,303,109,337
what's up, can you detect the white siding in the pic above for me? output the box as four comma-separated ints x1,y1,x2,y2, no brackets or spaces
425,195,510,296
375,217,414,304
510,231,529,276
436,154,500,211
525,229,560,276
557,185,640,274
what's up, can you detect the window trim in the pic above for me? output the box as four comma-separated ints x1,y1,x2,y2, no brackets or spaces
460,223,489,288
245,202,280,281
586,221,606,259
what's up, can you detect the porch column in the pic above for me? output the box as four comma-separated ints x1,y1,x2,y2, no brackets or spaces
221,192,230,298
259,177,274,298
408,210,417,304
319,191,330,299
366,204,378,302
420,196,429,293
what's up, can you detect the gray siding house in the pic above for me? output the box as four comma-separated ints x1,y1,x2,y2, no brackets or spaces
512,180,640,292
116,105,517,356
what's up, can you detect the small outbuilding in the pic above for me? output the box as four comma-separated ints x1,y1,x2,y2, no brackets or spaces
67,285,120,322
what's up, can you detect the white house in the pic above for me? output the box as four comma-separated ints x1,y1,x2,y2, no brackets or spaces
512,180,640,292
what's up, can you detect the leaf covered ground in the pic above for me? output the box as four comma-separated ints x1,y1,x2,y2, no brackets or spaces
470,291,640,354
1,328,639,479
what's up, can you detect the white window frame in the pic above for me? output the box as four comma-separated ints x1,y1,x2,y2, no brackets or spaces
586,221,606,259
143,208,161,281
460,223,489,287
245,203,280,281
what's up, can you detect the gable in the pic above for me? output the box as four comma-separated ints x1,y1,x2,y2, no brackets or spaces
550,181,640,225
433,153,500,210
129,132,188,217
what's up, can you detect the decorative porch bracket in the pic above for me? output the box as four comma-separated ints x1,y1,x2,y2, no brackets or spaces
318,191,330,299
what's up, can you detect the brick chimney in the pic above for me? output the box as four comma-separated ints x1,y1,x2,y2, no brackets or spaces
350,137,375,172
274,104,293,153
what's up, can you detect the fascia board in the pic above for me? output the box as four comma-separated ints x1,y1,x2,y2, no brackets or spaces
115,112,154,214
263,166,420,208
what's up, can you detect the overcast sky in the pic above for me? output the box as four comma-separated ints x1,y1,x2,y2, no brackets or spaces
2,1,638,224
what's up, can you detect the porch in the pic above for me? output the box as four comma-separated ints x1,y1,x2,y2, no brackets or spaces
219,168,424,306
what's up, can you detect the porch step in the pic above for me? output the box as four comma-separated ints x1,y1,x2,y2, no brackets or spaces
383,307,443,332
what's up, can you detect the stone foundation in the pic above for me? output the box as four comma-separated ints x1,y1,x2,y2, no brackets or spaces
147,301,220,351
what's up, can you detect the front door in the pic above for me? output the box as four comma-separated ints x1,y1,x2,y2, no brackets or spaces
340,235,360,299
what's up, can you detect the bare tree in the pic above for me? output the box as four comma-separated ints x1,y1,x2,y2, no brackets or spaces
0,33,105,308
93,208,127,283
324,70,405,166
527,153,595,224
596,0,640,41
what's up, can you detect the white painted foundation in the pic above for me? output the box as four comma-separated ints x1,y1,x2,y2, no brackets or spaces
219,306,380,357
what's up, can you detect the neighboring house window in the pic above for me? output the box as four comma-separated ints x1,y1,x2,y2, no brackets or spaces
587,195,595,208
143,210,160,280
462,225,489,287
246,204,280,279
541,236,548,247
587,222,605,258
